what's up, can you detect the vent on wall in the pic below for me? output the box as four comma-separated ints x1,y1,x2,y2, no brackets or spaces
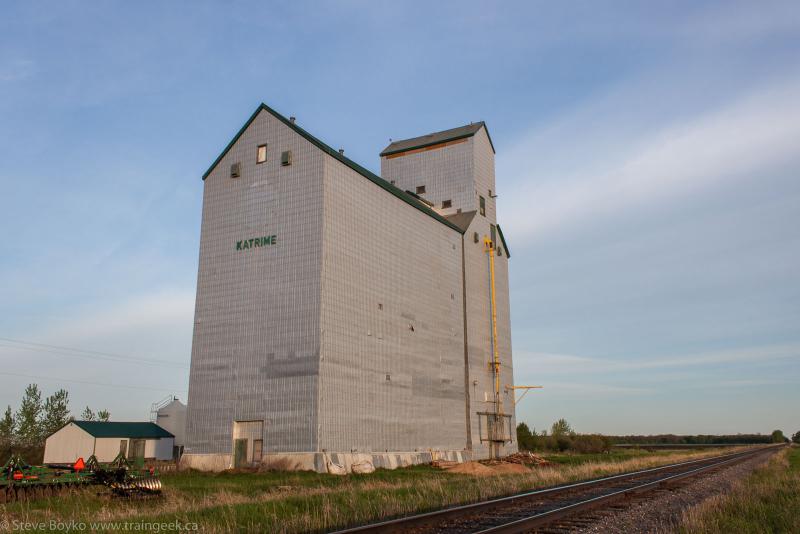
230,162,241,178
281,150,293,166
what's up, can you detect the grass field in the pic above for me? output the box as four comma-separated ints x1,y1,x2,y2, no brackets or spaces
679,445,799,534
0,447,749,533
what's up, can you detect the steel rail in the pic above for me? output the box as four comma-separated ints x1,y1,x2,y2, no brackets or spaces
332,445,779,534
474,446,776,533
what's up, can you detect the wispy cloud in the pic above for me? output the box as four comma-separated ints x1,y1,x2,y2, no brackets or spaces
0,289,194,416
515,343,800,376
543,381,650,395
682,1,800,44
502,76,800,242
0,58,35,82
692,378,796,389
41,289,195,346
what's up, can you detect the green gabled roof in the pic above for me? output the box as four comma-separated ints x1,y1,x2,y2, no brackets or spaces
202,103,464,234
72,421,174,439
497,224,511,259
380,121,496,157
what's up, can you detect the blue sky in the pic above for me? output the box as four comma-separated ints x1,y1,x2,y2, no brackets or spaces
1,1,798,435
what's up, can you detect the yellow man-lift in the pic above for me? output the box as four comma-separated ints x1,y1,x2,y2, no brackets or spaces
484,235,542,458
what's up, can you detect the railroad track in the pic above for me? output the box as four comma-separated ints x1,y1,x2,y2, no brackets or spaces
333,445,781,534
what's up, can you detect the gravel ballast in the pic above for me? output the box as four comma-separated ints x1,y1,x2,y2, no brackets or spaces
573,449,777,534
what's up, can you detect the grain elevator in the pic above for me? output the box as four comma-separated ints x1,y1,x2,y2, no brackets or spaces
183,104,515,472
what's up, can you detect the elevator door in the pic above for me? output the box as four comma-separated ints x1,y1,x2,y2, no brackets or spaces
233,439,247,468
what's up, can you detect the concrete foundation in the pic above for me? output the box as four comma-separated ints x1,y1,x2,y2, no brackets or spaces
181,449,472,473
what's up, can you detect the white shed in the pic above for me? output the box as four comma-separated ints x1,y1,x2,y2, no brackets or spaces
44,421,174,464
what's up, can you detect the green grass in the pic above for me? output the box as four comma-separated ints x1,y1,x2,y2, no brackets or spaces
679,446,800,534
541,449,657,465
0,465,481,532
0,447,745,533
788,446,800,470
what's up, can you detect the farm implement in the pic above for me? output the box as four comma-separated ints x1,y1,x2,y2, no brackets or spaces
1,453,162,503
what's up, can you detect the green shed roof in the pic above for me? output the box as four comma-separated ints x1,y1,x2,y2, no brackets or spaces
72,421,173,439
201,103,464,235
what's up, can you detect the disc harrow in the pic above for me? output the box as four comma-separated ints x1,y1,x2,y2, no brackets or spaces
1,453,162,504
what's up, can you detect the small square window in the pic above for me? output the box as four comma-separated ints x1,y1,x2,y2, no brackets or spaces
230,162,241,178
442,200,452,209
378,303,383,310
256,144,267,164
416,185,426,195
473,232,479,243
281,150,292,166
479,195,486,216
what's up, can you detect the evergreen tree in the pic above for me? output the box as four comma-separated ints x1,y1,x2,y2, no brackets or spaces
0,406,15,443
41,389,70,436
81,406,95,421
517,422,534,450
97,409,110,422
15,384,43,445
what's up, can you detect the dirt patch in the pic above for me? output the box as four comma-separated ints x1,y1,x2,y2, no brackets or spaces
444,461,496,476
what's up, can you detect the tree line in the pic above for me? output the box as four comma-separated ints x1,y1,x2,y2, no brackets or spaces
605,431,789,445
1,384,111,463
517,419,795,453
516,419,613,453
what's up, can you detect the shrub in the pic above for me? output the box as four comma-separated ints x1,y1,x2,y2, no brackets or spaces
572,434,612,454
771,430,786,443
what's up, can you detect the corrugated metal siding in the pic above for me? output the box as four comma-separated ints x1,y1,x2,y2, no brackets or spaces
381,125,517,458
381,137,475,218
185,109,324,456
318,154,467,452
